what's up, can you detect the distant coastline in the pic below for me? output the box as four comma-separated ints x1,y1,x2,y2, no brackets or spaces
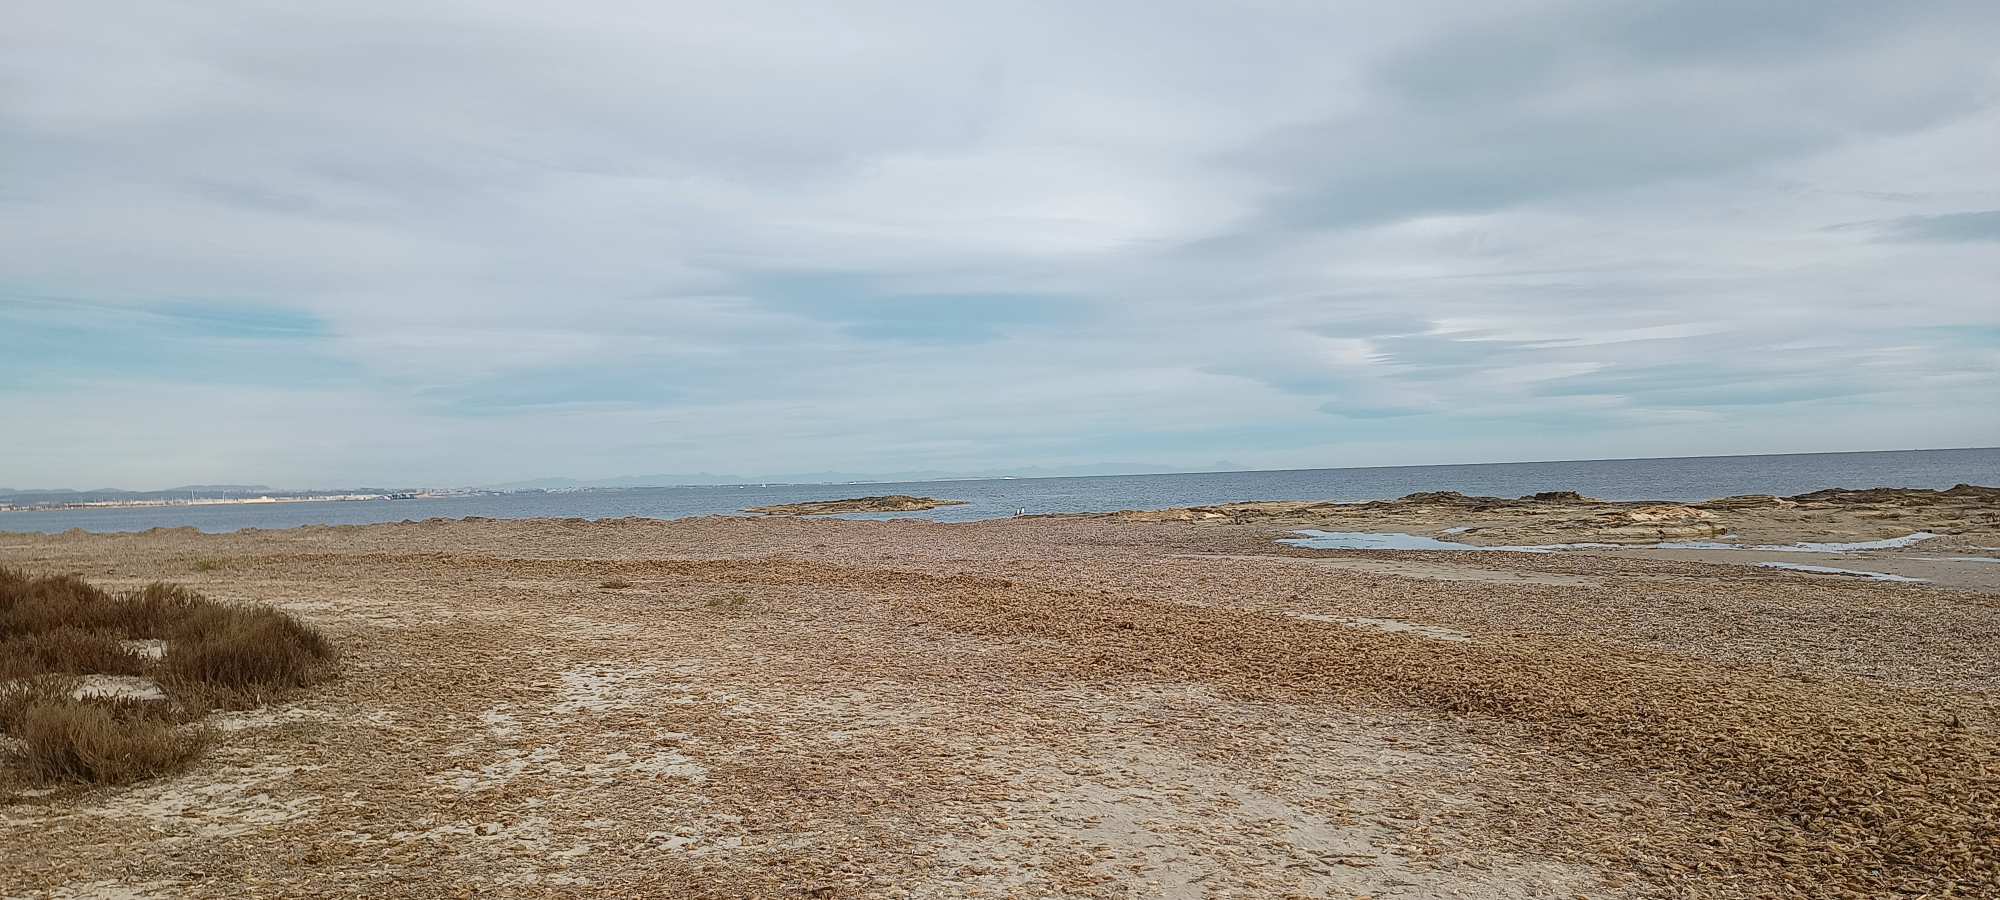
4,447,1994,535
0,490,492,514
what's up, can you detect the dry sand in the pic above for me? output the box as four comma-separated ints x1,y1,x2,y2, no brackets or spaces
2,505,1996,898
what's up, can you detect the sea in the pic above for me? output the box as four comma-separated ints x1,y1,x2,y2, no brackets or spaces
3,447,1995,535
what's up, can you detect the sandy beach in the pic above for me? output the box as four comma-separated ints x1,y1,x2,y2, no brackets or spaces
11,1,1997,894
2,493,1997,898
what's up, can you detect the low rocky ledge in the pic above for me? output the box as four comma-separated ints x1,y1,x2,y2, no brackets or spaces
745,495,968,516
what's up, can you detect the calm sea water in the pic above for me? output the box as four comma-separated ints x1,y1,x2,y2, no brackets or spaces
3,448,1994,535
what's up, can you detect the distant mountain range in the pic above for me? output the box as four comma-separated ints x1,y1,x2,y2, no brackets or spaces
3,484,280,496
0,485,420,506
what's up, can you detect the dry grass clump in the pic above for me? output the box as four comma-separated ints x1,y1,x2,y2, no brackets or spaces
5,694,207,784
0,566,334,784
0,675,75,732
160,604,334,704
1,576,211,639
0,573,123,635
0,627,149,680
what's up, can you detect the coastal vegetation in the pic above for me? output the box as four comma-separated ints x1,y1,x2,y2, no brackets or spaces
0,568,334,785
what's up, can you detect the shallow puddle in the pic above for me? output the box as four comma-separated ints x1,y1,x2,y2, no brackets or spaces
1755,562,1928,583
1280,530,1941,555
1777,533,1939,552
1279,531,1553,553
1590,533,1941,553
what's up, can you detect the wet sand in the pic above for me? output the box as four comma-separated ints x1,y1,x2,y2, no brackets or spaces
2,508,1996,898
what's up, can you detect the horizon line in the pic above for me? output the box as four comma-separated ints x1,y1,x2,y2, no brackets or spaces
9,445,1996,495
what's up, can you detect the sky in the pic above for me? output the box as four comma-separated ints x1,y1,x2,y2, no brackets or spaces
4,1,1998,488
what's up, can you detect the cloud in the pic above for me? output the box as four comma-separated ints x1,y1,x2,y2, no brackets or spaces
2,0,1998,486
1244,1,1992,231
1847,210,2000,243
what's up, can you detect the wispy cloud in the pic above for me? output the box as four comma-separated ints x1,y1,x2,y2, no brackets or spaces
1837,210,2000,243
3,0,1997,486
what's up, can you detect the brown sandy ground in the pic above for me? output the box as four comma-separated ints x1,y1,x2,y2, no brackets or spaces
0,513,1996,899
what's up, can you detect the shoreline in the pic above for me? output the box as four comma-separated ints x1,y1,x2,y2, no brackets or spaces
8,482,1993,541
8,488,1997,591
0,493,400,513
7,445,1997,531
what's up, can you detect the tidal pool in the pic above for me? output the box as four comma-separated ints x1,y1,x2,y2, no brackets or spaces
1279,531,1556,552
1754,562,1928,583
1279,530,1941,555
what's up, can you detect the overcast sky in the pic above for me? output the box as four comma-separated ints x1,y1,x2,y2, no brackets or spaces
4,1,1998,488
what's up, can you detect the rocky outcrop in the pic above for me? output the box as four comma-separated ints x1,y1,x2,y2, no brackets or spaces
1397,491,1502,507
1788,484,2000,505
1522,491,1597,504
1096,483,1993,546
1701,495,1788,510
1573,505,1726,542
1108,507,1234,522
745,496,967,516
